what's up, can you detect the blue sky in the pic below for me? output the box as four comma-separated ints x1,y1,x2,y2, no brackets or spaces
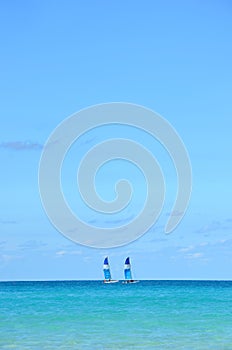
0,0,232,280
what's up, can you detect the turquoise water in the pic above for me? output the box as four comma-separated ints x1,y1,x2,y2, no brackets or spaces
0,281,232,349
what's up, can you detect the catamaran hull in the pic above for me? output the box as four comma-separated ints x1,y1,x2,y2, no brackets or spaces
103,280,119,284
122,280,139,284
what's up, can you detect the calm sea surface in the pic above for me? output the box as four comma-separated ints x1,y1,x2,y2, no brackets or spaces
0,280,232,349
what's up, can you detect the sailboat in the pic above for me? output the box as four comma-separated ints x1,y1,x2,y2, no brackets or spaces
103,257,118,283
123,257,139,284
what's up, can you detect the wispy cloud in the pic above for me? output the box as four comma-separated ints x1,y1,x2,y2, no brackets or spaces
18,240,47,251
0,253,23,265
0,140,43,151
0,219,17,224
175,238,232,262
215,238,232,249
195,220,229,234
55,250,82,258
172,244,206,261
83,256,92,263
186,252,203,259
178,245,195,253
0,241,6,249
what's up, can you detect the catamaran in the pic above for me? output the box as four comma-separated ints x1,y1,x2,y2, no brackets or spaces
103,257,118,283
123,257,139,284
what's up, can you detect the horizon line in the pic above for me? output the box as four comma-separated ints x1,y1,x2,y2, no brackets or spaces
1,278,232,282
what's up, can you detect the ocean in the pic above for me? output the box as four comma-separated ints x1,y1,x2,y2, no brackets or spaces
0,280,232,349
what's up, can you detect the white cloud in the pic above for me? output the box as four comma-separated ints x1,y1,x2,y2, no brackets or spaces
178,245,194,253
0,254,23,264
83,256,92,263
55,250,82,258
186,252,203,259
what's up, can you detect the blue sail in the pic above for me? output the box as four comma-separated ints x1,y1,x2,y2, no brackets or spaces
124,257,132,280
103,257,111,280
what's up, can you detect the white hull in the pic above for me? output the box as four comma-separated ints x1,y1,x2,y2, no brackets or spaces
122,280,139,284
103,280,119,284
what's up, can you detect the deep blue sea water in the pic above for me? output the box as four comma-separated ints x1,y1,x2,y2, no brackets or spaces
0,280,232,349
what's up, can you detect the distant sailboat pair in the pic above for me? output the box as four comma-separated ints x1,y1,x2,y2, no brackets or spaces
103,257,139,284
